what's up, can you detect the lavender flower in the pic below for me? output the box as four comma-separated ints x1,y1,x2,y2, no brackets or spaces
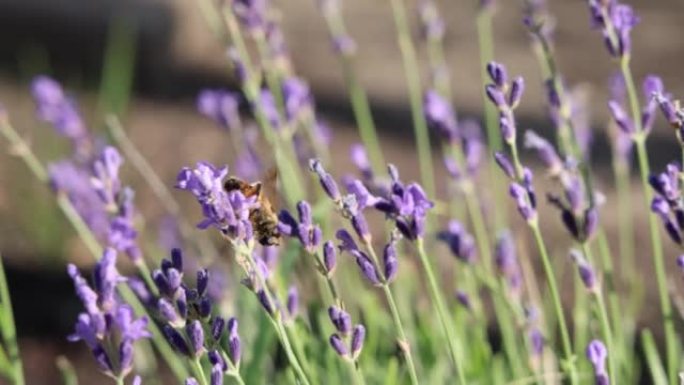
336,229,381,285
494,231,522,294
233,0,268,31
176,162,258,242
227,317,242,365
418,1,445,41
424,90,458,142
437,220,476,264
382,237,399,283
31,75,89,151
455,290,472,311
197,89,241,130
350,325,366,359
523,130,563,177
310,159,342,201
67,248,151,379
587,0,639,58
510,182,537,222
570,249,598,292
374,165,434,240
587,339,609,385
329,334,349,357
485,61,525,145
323,240,337,276
278,201,322,252
282,77,312,122
649,163,684,246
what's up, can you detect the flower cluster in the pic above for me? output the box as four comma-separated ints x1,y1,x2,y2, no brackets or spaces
67,248,150,381
485,61,525,146
649,163,684,246
587,0,639,58
438,220,476,264
278,201,323,253
176,162,258,242
328,306,366,360
607,75,662,136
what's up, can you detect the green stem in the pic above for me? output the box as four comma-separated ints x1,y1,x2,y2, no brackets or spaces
613,160,635,284
349,361,367,385
0,257,24,385
415,238,467,384
387,0,435,199
581,243,616,385
56,356,79,385
381,284,420,385
476,7,507,229
192,359,208,385
529,223,578,385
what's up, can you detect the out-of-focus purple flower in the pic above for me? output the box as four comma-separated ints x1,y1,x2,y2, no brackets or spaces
286,286,299,319
424,90,458,142
494,152,516,179
197,89,241,130
282,77,312,122
210,364,224,385
455,290,472,311
255,89,281,130
186,378,199,385
323,240,337,276
418,1,445,41
233,0,268,31
587,339,609,385
187,320,206,357
67,248,150,379
176,162,258,242
495,231,522,294
588,1,636,57
654,92,682,129
31,75,89,149
350,144,373,181
570,249,598,292
227,47,248,85
529,328,544,356
524,130,563,177
278,201,322,252
438,220,476,264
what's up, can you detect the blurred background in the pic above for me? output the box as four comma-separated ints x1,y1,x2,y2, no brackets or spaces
0,0,683,383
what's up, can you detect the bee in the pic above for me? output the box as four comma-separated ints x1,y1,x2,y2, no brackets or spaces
224,168,281,246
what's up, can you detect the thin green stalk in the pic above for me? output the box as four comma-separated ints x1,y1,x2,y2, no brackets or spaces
642,330,668,385
529,223,578,385
236,242,311,385
192,358,209,385
114,377,124,385
0,257,24,385
381,284,420,385
56,356,79,385
349,361,367,385
581,243,616,385
613,160,635,284
0,118,189,381
415,238,467,384
362,241,420,385
387,0,435,199
476,7,507,229
319,8,386,173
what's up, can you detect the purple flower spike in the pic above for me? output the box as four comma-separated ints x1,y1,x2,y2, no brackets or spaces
571,250,598,292
310,159,342,201
186,320,205,357
494,152,516,179
210,364,224,385
508,77,525,108
186,379,199,385
282,77,312,122
424,90,458,141
486,85,507,109
196,89,241,130
486,62,508,88
455,290,472,310
323,240,337,275
211,317,226,342
286,286,299,319
499,115,516,144
438,220,476,264
510,183,536,222
257,290,275,316
351,325,366,359
227,317,241,365
329,334,349,357
608,100,634,135
355,253,381,286
31,75,89,145
523,130,562,175
382,240,399,283
587,339,609,385
163,325,191,356
329,306,352,334
529,328,544,356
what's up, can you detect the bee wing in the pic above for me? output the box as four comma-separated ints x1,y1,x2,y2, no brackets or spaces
261,166,280,212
